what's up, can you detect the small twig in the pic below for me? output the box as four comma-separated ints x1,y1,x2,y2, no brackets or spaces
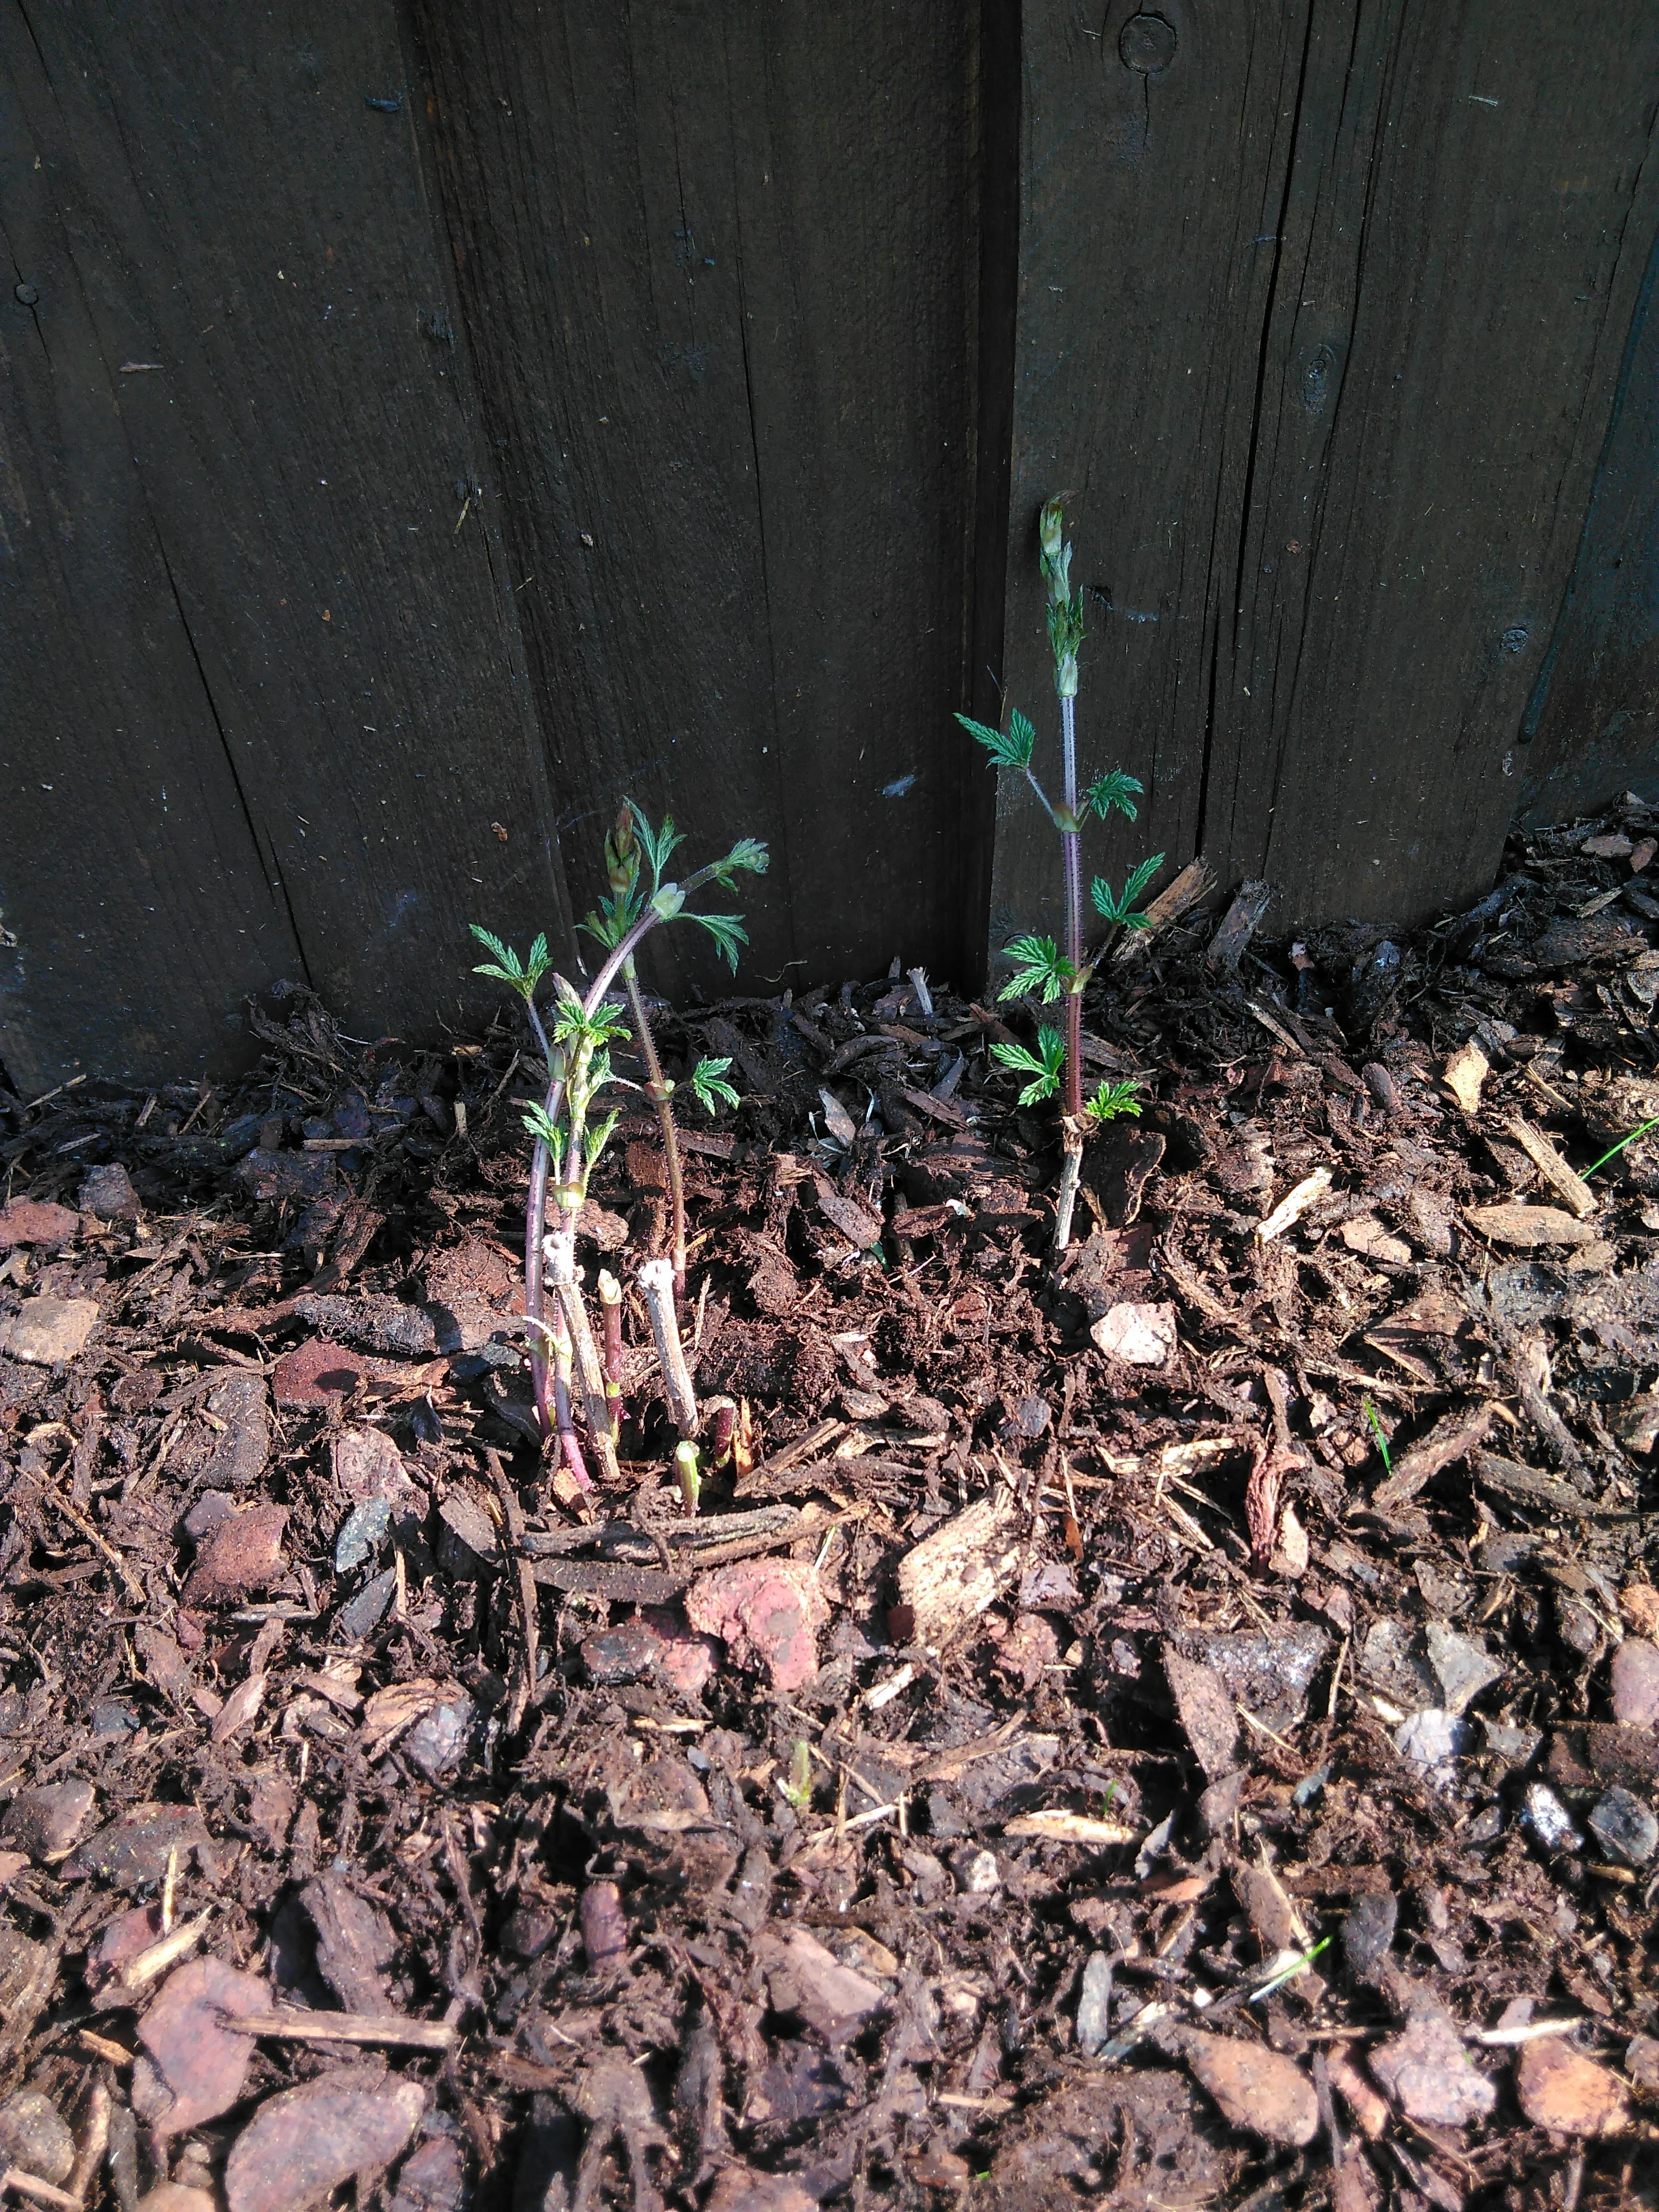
117,1909,211,1996
38,1474,146,1605
66,2081,109,2209
223,2009,457,2051
1052,1121,1085,1255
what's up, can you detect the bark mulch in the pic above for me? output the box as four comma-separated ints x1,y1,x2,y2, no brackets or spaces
2,796,1658,2212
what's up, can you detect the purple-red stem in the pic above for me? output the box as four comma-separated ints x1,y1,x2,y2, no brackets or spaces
1059,693,1085,1121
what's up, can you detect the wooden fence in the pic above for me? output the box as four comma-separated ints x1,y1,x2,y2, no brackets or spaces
3,1,1656,1092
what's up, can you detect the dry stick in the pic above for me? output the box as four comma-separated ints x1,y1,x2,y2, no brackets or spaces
66,2082,109,2211
622,963,688,1298
222,2009,457,2052
638,1258,699,1436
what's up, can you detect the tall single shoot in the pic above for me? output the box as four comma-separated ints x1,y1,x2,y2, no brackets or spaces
957,497,1163,1254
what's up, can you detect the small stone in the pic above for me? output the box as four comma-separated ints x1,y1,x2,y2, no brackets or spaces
1514,2037,1630,2136
688,1559,830,1690
203,1375,271,1489
0,1777,97,1861
332,1426,417,1503
1523,1781,1580,1851
334,1497,391,1574
1341,1891,1398,1983
1610,1638,1659,1729
1626,2034,1659,2093
0,2089,76,2184
999,1394,1052,1442
1620,1584,1659,1636
581,1621,662,1687
79,1162,140,1219
1370,2010,1496,2127
1076,1951,1113,2058
403,1696,473,1778
1586,1786,1658,1866
1089,1301,1178,1365
1423,1622,1505,1716
0,1294,100,1365
271,1336,374,1409
1480,1715,1543,1765
181,1491,238,1542
959,1849,1000,1895
183,1505,287,1604
1181,2029,1318,2147
1394,1708,1466,1783
336,1566,397,1640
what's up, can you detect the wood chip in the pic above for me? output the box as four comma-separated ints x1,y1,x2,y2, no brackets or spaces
1257,1169,1332,1242
1514,2035,1630,2136
896,1490,1023,1647
1506,1118,1597,1218
1442,1041,1489,1114
1464,1202,1596,1249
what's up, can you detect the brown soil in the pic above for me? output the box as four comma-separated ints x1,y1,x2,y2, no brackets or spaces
2,798,1658,2212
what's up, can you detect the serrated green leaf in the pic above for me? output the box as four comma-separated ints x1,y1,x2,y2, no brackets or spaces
522,1102,565,1170
627,802,685,891
1121,851,1165,907
688,910,749,970
996,933,1073,1004
1086,1078,1143,1125
991,1026,1065,1105
1084,769,1144,824
690,1055,741,1115
955,709,1035,773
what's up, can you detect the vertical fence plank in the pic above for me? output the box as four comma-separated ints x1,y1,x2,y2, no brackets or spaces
993,0,1659,967
409,1,978,1000
2,0,569,1084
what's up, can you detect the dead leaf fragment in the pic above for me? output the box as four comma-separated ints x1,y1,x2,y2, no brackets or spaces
1514,2035,1630,2136
1163,1649,1239,1782
1181,2029,1318,2146
1341,1216,1412,1264
137,1957,269,2138
1443,1042,1489,1115
224,2077,427,2212
211,1673,267,1745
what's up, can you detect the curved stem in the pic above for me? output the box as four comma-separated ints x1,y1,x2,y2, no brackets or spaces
623,960,686,1298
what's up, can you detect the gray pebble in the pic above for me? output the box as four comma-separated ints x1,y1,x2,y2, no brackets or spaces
1587,1786,1658,1867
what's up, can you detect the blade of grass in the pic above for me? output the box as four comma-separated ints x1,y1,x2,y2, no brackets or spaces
1582,1114,1659,1177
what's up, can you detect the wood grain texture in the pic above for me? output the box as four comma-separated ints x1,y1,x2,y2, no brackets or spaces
408,1,978,1001
2,0,568,1086
1520,211,1659,822
992,0,1659,962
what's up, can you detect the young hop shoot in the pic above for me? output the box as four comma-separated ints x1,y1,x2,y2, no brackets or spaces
471,809,766,1480
957,497,1163,1251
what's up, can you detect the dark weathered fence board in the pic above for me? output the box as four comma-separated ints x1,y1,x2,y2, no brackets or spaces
991,0,1659,962
409,1,978,1003
2,0,568,1087
1,14,285,1093
1520,212,1659,823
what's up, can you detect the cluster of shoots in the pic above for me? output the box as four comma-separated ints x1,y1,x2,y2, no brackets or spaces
471,802,765,1492
957,496,1164,1250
